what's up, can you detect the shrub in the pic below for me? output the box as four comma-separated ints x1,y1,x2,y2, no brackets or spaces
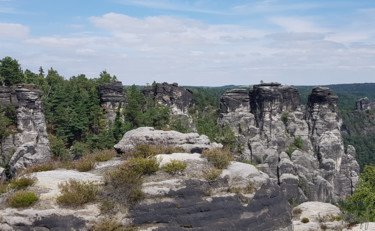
70,141,89,159
72,158,96,172
91,217,134,231
9,177,36,190
91,149,117,162
203,168,222,181
285,145,296,158
162,160,187,174
128,157,159,175
57,179,98,206
294,136,303,149
281,112,289,125
301,217,310,223
0,183,8,194
99,199,116,215
228,182,255,194
202,148,233,169
104,163,143,205
7,191,38,208
127,144,184,158
25,162,58,173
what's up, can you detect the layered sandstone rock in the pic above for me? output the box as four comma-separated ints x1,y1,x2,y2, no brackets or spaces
218,84,360,202
0,84,50,177
98,81,127,124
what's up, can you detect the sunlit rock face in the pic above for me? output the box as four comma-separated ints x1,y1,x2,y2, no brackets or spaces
0,84,50,178
218,83,359,203
98,81,127,124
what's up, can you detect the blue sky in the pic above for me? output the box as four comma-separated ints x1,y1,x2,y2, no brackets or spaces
1,0,375,86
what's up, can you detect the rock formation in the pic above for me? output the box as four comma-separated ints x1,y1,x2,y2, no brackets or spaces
356,97,375,111
0,141,292,230
114,127,222,153
98,81,127,124
0,84,50,178
218,83,360,202
141,82,196,132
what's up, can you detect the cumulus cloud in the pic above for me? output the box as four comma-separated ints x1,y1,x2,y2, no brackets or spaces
0,23,29,39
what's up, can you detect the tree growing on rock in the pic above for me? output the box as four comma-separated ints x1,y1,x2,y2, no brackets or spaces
0,56,24,86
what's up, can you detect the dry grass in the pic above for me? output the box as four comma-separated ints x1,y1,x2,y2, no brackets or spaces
7,191,38,208
202,148,233,169
126,144,185,159
90,149,117,162
161,160,187,175
90,217,134,231
9,177,36,190
202,168,222,181
56,179,98,207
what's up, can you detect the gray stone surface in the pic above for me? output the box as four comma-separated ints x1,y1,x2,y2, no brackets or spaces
114,127,222,153
98,81,127,124
356,97,375,111
0,84,51,178
218,84,360,202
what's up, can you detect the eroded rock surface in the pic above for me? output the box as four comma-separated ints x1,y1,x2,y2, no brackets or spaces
218,83,360,202
141,82,196,132
99,81,127,124
114,127,222,153
356,97,375,111
0,84,50,177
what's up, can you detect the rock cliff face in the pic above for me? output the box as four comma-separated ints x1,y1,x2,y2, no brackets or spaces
98,81,127,124
141,82,196,131
356,97,375,111
218,84,359,202
0,84,50,178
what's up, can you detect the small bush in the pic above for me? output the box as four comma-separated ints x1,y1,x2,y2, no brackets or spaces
281,112,289,125
73,158,96,172
203,168,222,181
294,136,303,149
228,182,255,194
292,207,303,216
0,183,9,194
70,141,89,159
301,217,310,223
91,217,134,231
104,163,143,205
128,157,159,175
57,180,98,206
7,191,38,208
162,160,187,174
202,148,233,169
91,149,117,162
99,199,116,215
285,145,296,158
128,144,184,158
9,177,36,190
25,162,58,173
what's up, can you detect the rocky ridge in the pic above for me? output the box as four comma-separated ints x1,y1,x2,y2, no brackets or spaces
218,83,359,202
356,97,375,111
0,84,50,178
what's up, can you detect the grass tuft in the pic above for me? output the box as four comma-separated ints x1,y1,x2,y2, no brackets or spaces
202,148,233,169
162,160,187,175
7,191,38,208
202,168,222,181
9,177,36,190
56,179,98,206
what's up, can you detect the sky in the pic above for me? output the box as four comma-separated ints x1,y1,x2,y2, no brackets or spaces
1,0,375,86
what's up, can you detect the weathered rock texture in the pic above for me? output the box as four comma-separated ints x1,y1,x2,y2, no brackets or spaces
0,150,293,230
114,127,222,153
356,97,375,111
0,84,50,177
141,82,196,132
218,83,360,202
98,81,127,124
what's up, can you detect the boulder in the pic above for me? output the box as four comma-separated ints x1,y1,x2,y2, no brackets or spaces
114,127,222,153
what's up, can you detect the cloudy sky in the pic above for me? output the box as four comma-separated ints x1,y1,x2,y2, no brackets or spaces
1,0,375,86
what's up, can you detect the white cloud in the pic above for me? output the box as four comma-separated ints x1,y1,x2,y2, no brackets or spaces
270,17,328,33
0,23,29,39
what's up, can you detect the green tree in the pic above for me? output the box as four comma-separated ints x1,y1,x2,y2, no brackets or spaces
0,57,24,86
343,165,375,221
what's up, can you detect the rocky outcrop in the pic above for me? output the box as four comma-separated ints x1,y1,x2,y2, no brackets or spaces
141,82,193,115
141,82,196,132
114,127,222,153
356,97,375,111
218,84,360,203
0,84,50,178
292,202,345,231
0,147,293,230
98,81,127,124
